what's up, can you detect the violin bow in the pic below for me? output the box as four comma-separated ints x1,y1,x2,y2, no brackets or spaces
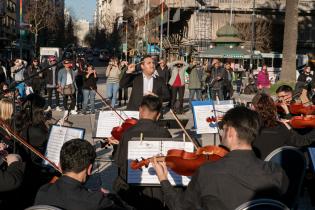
0,120,62,173
91,87,125,121
170,109,199,150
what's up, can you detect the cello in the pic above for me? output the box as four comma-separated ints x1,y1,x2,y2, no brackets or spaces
130,109,228,176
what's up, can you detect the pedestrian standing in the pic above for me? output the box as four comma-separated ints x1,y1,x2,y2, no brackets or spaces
82,64,98,114
187,60,205,108
257,64,270,94
168,60,189,114
44,56,61,111
105,57,120,107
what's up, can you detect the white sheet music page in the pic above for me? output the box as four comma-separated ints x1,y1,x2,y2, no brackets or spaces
121,111,139,122
45,126,84,166
96,111,120,138
45,126,67,165
213,100,234,120
193,104,214,134
127,140,193,186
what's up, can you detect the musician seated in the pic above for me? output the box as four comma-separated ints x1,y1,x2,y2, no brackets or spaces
0,144,25,209
252,93,315,159
112,95,173,210
276,85,294,119
152,106,289,210
34,139,133,210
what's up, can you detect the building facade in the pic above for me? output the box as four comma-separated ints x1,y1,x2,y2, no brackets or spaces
95,0,124,32
0,0,17,58
133,0,315,58
75,19,90,47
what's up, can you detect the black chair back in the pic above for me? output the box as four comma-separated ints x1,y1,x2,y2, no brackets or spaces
25,205,63,210
235,198,289,210
264,146,306,209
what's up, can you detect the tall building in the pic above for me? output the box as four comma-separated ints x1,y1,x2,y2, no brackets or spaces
75,19,90,47
95,0,124,32
0,0,17,58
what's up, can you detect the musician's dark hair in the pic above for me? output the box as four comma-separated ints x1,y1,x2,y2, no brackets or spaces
252,93,278,128
140,95,162,113
221,106,261,144
276,85,293,94
60,139,96,173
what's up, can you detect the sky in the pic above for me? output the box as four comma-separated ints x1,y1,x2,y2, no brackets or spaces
65,0,96,22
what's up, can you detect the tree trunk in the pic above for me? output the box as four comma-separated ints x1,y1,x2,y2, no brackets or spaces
280,0,299,82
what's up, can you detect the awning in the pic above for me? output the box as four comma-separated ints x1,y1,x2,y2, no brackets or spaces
198,46,251,58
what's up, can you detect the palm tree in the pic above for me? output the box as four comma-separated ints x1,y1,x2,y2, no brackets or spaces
280,0,299,82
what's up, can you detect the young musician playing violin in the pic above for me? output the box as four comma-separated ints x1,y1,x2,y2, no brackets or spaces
34,139,133,210
152,106,289,210
252,93,315,159
276,85,294,119
112,95,174,210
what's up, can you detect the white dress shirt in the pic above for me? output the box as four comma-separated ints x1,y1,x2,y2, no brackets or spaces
143,73,156,96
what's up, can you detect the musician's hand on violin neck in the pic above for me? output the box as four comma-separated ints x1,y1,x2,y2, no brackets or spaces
107,137,119,145
152,157,168,182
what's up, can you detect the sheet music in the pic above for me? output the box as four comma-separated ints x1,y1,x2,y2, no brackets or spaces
193,100,234,134
95,111,120,137
45,125,85,166
193,104,214,134
127,140,193,186
96,111,139,138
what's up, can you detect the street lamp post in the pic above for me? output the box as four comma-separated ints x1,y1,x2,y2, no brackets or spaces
250,0,256,69
19,0,23,58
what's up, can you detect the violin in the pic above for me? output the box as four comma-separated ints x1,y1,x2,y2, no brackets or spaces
111,118,138,141
0,119,62,173
289,103,315,115
290,116,315,129
206,116,223,123
130,145,228,176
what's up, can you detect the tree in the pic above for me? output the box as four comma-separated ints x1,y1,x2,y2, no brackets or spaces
24,0,57,55
64,17,78,46
234,19,272,52
280,0,299,82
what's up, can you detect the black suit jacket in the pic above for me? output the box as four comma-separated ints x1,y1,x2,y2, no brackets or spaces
35,175,132,210
119,73,170,111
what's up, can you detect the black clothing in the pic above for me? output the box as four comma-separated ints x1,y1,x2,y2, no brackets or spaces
160,150,289,210
0,66,6,83
83,73,98,90
35,175,131,210
44,66,60,87
253,123,315,159
63,93,76,110
119,73,170,111
113,119,172,210
0,161,25,209
156,66,171,85
47,88,60,107
0,161,25,192
171,86,185,113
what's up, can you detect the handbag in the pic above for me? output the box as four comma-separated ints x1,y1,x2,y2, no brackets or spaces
63,84,75,95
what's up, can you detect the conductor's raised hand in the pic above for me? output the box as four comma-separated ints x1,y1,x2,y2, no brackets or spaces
126,63,136,74
152,157,168,182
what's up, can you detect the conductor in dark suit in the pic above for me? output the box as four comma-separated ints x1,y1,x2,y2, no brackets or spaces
119,55,170,111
